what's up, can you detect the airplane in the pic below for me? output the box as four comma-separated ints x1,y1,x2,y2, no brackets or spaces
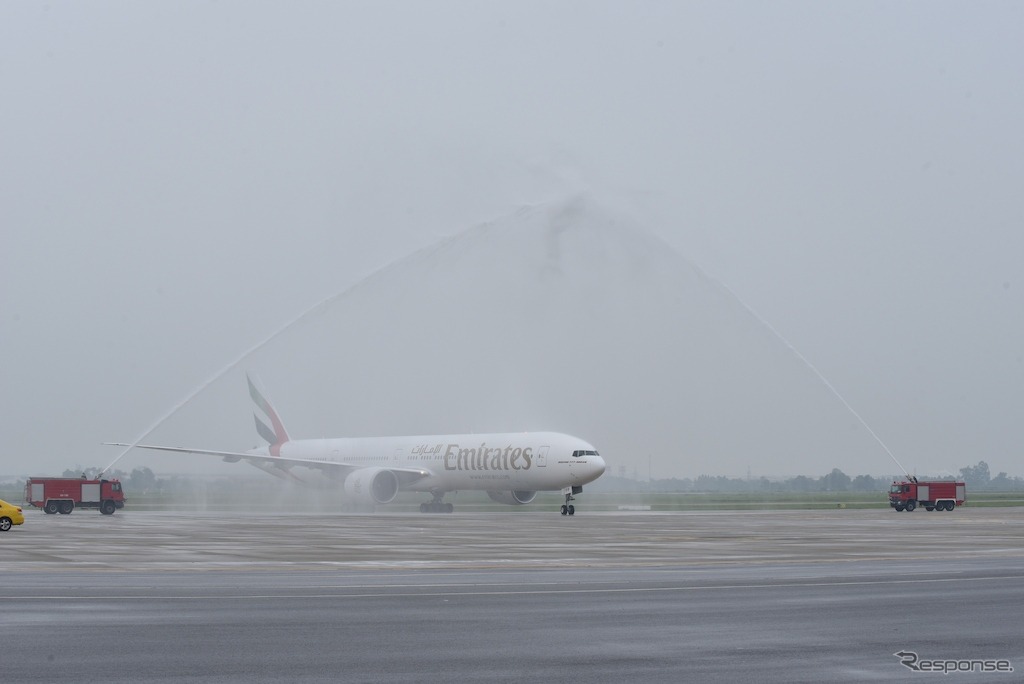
107,375,606,514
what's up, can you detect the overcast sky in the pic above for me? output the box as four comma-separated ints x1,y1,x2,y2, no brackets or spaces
2,1,1022,480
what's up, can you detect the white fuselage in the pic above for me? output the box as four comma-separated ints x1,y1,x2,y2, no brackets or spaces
260,431,605,492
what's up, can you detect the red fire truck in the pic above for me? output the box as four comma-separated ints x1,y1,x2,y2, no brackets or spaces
888,478,965,512
25,477,126,515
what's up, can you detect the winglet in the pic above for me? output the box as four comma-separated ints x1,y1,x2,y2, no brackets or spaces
247,373,290,456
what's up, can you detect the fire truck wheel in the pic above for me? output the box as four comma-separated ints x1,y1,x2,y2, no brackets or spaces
905,500,916,512
894,504,905,512
44,501,59,515
0,517,11,531
59,501,74,515
925,506,935,512
101,500,116,515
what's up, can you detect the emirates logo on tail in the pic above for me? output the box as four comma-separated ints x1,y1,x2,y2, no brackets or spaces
247,374,290,456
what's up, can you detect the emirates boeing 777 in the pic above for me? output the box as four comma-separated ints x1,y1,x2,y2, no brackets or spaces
108,375,606,514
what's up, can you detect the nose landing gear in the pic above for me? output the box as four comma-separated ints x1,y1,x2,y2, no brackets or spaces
560,485,583,515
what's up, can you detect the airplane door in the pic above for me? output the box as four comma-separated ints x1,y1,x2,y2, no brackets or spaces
537,446,548,467
394,448,403,463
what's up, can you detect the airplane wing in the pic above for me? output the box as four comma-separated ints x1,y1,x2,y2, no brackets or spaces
102,442,430,486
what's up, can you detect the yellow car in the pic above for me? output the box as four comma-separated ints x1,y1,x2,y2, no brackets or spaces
0,498,25,531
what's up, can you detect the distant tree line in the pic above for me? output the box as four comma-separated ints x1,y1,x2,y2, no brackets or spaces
61,466,161,492
55,466,226,497
595,461,1024,493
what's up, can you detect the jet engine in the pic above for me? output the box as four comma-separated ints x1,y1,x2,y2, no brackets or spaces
486,490,537,506
343,467,400,505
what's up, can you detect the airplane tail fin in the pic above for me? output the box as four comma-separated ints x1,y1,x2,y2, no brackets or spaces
247,373,290,456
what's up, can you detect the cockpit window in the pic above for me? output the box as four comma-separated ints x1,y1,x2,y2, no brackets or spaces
572,450,600,457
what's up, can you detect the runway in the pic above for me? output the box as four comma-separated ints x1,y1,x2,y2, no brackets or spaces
3,508,1022,682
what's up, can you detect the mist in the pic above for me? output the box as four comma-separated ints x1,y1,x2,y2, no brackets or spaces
2,2,1022,482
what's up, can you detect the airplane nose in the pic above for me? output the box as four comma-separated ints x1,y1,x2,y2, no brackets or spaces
593,455,606,478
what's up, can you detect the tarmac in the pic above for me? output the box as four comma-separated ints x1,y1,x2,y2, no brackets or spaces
3,507,1022,682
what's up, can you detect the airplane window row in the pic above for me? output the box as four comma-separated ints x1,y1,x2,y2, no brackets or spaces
572,450,599,457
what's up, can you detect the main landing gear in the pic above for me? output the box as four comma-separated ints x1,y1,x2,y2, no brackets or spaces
420,492,453,514
560,485,583,516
